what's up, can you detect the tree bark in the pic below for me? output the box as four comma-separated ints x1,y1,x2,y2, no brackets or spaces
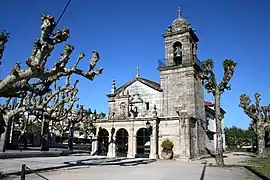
257,124,266,158
68,121,74,151
4,116,13,151
40,116,50,151
215,92,224,166
0,115,13,152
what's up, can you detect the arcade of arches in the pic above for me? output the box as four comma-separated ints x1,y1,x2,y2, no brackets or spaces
94,127,152,158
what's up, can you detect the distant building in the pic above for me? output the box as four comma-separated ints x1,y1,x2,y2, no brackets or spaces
204,101,226,154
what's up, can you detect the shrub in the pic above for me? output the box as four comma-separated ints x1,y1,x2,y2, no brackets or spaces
161,139,174,151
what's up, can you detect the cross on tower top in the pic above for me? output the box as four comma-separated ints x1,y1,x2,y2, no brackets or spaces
177,7,182,18
136,66,140,78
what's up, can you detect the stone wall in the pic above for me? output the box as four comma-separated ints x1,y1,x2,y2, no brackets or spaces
108,80,161,119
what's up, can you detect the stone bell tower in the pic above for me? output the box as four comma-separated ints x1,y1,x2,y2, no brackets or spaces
159,8,205,122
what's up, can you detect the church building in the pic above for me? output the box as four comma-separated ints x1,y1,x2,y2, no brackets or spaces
91,8,225,159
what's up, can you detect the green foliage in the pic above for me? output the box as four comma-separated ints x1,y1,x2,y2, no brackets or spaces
28,122,42,132
161,139,174,150
200,58,237,95
224,126,256,148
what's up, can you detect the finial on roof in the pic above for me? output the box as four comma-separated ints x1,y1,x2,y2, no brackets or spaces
136,66,140,78
177,7,182,18
111,79,116,94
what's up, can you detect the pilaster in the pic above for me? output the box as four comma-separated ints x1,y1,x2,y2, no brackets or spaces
107,136,116,157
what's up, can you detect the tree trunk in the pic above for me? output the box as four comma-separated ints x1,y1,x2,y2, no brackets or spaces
215,93,224,167
0,115,12,152
4,116,13,150
68,121,74,151
40,116,50,151
0,129,7,152
257,124,266,158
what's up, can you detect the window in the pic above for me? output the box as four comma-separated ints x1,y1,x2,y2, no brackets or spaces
145,102,150,110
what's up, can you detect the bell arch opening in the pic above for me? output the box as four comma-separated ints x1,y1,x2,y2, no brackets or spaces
173,41,182,65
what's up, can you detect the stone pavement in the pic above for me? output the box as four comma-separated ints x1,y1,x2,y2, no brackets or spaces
0,155,154,175
7,160,259,180
1,152,260,179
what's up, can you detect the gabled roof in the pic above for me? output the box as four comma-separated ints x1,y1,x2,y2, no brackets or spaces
108,76,162,97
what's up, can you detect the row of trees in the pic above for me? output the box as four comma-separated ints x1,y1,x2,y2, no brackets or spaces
200,58,269,165
240,93,270,158
224,126,256,150
0,14,103,152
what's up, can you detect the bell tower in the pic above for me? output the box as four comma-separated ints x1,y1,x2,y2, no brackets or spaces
163,8,199,68
159,8,204,121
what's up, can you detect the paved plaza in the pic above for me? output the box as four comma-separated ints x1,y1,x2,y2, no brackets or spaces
0,152,260,180
6,160,258,180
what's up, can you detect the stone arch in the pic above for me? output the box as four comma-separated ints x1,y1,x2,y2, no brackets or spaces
115,128,129,157
97,128,109,155
136,127,151,158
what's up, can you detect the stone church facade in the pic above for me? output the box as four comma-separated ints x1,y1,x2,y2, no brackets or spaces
91,8,223,159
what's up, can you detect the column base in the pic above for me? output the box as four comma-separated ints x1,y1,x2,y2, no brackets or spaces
107,152,116,157
149,153,159,159
127,154,135,158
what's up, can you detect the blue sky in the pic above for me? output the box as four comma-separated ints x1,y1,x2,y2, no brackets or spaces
1,0,270,129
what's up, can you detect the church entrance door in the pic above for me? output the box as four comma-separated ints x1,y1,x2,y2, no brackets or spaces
97,128,109,156
136,128,150,158
115,128,129,157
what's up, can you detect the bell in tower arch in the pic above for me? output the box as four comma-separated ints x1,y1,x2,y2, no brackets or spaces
173,41,182,65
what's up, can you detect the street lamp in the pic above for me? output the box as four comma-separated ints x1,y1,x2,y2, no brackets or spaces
146,121,151,130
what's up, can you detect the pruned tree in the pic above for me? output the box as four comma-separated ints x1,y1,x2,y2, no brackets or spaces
66,105,96,151
0,75,79,151
239,93,270,157
200,59,236,167
27,76,79,151
0,14,103,98
0,14,103,151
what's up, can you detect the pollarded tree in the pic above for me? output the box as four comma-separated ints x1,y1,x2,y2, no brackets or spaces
0,75,79,151
0,14,103,149
239,93,270,157
0,14,103,98
200,59,236,167
27,77,80,151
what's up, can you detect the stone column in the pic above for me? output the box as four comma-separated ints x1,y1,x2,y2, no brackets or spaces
133,136,137,157
107,136,116,157
149,121,157,159
91,137,98,155
127,124,135,158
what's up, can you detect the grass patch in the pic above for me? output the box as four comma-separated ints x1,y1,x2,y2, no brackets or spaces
246,156,270,177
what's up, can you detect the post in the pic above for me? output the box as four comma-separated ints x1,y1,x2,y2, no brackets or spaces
21,164,26,180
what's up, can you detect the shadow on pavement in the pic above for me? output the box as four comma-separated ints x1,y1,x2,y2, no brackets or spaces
232,153,256,157
200,161,207,180
1,157,156,179
243,166,270,180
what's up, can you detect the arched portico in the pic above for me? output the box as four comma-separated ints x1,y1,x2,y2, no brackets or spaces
136,128,151,158
115,128,129,157
97,128,109,156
